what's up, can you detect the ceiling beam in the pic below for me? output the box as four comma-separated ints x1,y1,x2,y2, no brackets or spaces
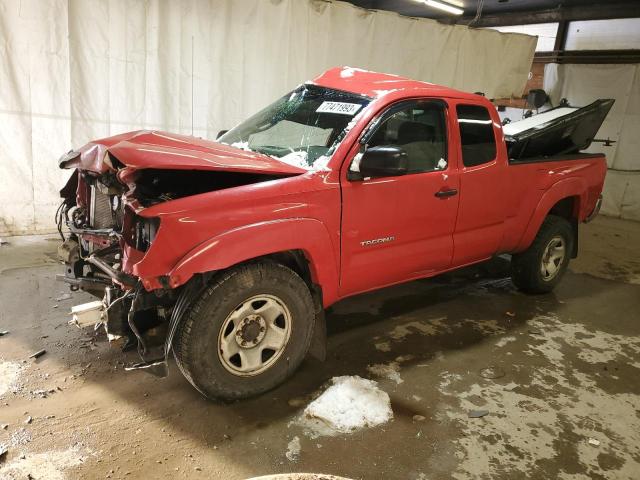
448,2,640,27
534,49,640,64
553,20,568,52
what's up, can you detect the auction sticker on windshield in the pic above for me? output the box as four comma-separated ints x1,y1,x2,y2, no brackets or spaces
316,101,363,115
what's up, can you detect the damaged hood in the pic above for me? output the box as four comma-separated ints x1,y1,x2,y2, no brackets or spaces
58,130,307,176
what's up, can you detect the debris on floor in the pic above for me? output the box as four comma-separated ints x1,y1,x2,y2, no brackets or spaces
28,349,46,360
285,436,301,462
297,376,393,436
588,438,601,447
0,330,9,336
468,410,489,418
55,293,72,302
69,301,104,328
31,388,57,399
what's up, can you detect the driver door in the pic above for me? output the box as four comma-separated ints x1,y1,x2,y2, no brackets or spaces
339,99,460,296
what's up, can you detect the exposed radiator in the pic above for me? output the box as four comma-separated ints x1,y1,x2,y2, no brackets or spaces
90,187,114,229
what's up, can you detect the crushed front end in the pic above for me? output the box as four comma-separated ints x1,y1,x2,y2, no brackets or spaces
56,154,179,374
55,130,306,376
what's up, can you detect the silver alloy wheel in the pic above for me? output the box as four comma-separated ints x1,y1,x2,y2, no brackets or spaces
540,235,566,281
218,294,292,376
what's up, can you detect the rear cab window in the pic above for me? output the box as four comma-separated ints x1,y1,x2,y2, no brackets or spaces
456,104,496,167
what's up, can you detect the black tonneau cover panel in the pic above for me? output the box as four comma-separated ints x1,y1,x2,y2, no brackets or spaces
505,99,614,160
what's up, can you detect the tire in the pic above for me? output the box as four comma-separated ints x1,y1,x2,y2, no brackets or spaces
173,260,315,401
511,215,574,294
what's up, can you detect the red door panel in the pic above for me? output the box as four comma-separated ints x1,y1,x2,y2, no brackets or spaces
340,170,459,296
451,102,508,266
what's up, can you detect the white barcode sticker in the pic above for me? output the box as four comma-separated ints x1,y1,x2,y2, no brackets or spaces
316,101,362,115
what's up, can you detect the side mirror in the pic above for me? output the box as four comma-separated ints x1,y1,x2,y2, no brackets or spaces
358,146,408,179
216,130,229,140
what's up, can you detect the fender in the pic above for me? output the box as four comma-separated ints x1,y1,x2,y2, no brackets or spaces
168,218,340,306
515,177,587,253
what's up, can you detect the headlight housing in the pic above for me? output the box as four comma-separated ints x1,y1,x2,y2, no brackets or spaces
133,216,160,252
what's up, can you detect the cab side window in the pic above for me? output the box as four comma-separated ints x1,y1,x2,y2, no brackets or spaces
367,102,447,173
456,104,496,167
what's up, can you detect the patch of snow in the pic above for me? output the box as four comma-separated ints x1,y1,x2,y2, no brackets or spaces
495,336,517,348
372,89,399,97
438,372,463,392
368,362,403,384
297,376,393,437
441,313,640,479
0,361,22,397
277,150,311,170
374,341,391,352
229,140,251,151
285,436,301,462
339,66,368,78
311,154,331,171
394,354,414,363
0,446,87,480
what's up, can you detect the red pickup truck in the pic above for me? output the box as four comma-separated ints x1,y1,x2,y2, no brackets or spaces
57,67,610,400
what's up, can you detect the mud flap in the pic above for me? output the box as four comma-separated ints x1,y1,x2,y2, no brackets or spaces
308,309,327,362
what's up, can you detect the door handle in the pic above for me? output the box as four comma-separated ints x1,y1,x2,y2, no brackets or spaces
435,188,458,198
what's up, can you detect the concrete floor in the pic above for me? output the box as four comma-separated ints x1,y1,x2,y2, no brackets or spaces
0,215,639,480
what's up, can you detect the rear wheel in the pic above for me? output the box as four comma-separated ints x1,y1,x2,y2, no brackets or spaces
174,261,315,400
511,215,574,294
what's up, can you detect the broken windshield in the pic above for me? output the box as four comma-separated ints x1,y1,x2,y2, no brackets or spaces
218,85,371,169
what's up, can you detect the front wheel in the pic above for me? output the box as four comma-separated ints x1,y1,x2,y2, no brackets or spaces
511,215,574,294
173,261,315,400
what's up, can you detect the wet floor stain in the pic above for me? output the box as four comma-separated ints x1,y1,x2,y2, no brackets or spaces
0,233,639,479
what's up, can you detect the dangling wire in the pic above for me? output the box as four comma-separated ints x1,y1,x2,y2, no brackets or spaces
55,200,66,241
468,0,485,27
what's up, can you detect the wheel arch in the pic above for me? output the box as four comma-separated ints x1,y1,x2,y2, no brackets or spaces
168,218,340,307
516,178,586,256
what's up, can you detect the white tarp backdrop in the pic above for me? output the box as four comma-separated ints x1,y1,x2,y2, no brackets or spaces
544,63,640,221
0,0,536,235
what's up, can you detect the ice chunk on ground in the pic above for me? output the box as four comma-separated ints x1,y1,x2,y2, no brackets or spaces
298,376,393,437
285,436,301,462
